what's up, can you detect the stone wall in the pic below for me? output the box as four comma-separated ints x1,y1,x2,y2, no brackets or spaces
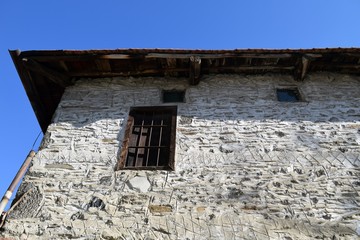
1,73,360,239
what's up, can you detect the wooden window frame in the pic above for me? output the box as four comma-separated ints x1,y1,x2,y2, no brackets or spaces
117,106,177,170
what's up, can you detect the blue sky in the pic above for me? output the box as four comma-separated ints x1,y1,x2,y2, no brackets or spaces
1,1,360,209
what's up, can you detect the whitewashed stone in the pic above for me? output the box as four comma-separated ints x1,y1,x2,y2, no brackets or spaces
127,176,151,193
1,73,360,239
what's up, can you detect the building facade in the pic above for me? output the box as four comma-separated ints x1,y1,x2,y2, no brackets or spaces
2,49,360,239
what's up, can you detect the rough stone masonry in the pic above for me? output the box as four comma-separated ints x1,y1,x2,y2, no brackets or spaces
1,73,360,239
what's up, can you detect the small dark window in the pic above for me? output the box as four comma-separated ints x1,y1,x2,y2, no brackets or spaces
277,88,301,102
117,106,177,170
163,90,185,103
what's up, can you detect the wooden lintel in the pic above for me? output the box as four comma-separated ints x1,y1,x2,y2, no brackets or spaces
22,59,70,87
294,56,311,81
189,56,201,85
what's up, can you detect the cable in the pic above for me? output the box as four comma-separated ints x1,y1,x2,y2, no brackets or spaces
31,131,42,150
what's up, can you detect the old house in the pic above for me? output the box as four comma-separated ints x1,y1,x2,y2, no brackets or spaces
1,48,360,239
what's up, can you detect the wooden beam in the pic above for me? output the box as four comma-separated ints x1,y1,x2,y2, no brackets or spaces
204,65,295,71
24,55,98,61
26,52,292,61
27,53,141,61
301,57,310,80
26,52,293,61
95,59,112,72
189,56,201,85
22,59,70,88
27,51,360,63
294,56,311,81
342,53,360,58
59,61,69,72
304,53,322,59
67,65,296,78
166,58,177,67
310,63,360,69
67,68,189,78
163,58,179,77
146,53,293,59
27,48,360,63
9,50,51,133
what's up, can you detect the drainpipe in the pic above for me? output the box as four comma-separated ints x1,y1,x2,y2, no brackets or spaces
0,150,36,216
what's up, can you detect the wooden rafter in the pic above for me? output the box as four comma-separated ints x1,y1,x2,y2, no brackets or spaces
294,55,311,81
164,58,178,77
95,59,112,72
59,61,69,72
189,56,201,85
22,59,70,88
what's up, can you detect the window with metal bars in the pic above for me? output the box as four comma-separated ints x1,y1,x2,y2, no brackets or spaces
117,106,177,170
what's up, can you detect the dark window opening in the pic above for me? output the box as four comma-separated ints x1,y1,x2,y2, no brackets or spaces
117,106,177,170
276,88,301,102
163,90,185,103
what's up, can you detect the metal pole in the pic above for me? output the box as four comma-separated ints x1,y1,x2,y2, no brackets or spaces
0,150,36,215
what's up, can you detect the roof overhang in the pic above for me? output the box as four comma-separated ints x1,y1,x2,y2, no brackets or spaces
9,48,360,132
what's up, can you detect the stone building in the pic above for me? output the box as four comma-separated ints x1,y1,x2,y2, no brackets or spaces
1,48,360,239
